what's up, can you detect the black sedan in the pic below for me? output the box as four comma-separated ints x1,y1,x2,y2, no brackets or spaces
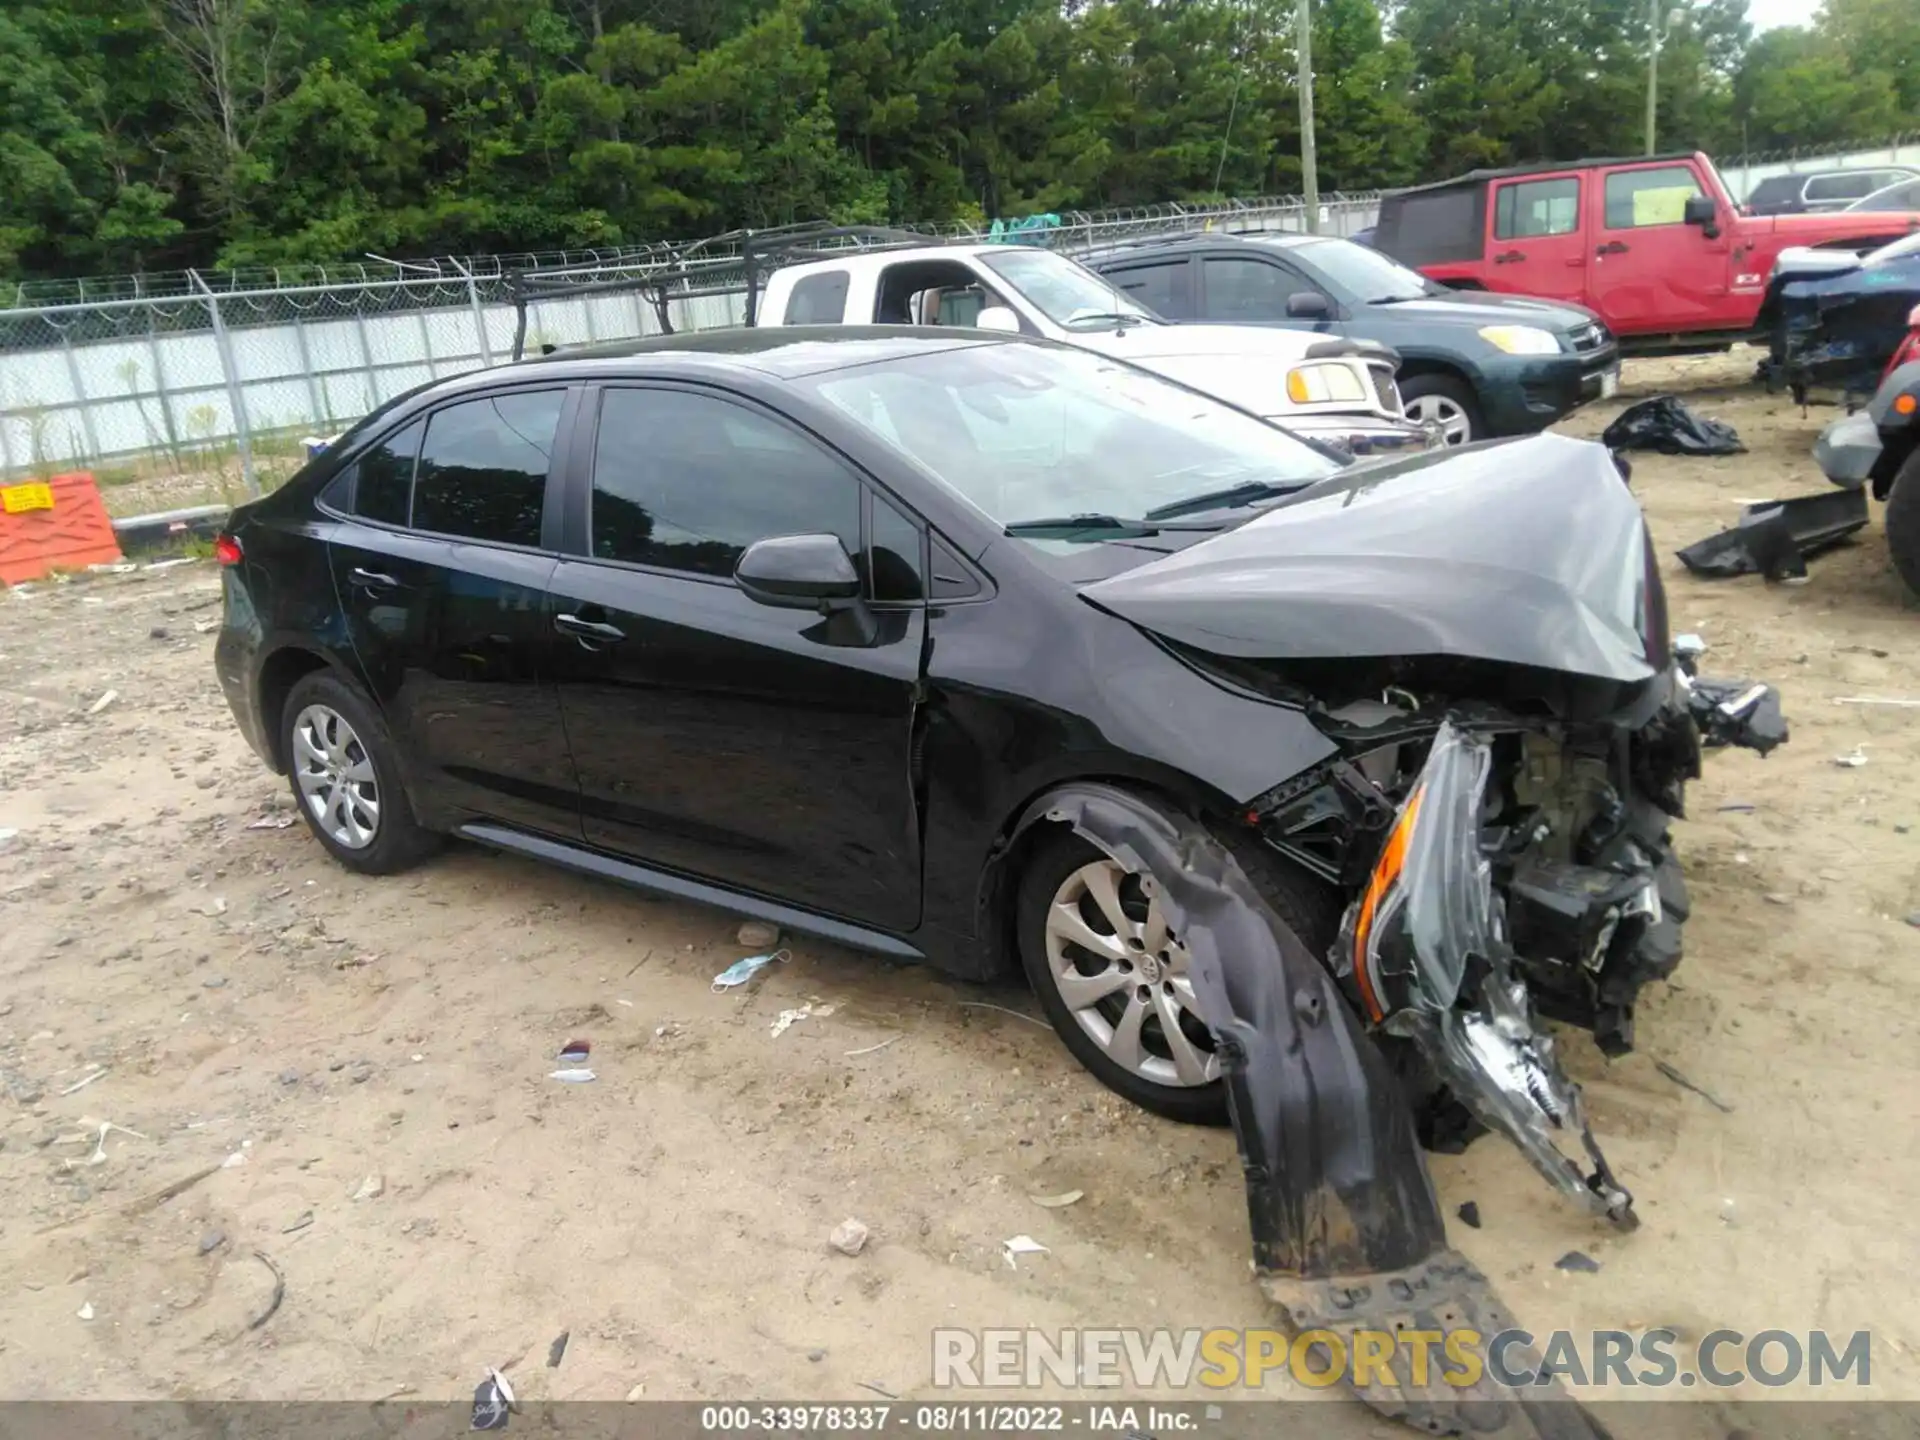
214,329,1778,1300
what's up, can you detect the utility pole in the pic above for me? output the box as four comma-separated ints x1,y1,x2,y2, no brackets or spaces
1298,0,1319,233
1644,0,1662,155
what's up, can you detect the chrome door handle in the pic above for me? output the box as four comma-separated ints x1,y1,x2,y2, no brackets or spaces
350,567,401,589
554,613,626,644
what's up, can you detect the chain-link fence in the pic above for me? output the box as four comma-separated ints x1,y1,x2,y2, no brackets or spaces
0,193,1381,502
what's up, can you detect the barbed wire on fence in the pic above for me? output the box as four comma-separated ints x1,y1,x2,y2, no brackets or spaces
0,190,1384,491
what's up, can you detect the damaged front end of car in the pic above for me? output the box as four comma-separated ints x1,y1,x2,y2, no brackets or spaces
1065,432,1787,1433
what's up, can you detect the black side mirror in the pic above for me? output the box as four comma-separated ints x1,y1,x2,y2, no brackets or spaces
1286,291,1333,320
734,533,862,610
1683,194,1720,237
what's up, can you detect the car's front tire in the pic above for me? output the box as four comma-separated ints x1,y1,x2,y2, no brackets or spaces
1881,449,1920,598
279,670,440,876
1399,374,1484,446
1014,814,1339,1125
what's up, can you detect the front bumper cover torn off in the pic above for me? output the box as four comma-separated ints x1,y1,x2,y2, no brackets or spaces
1029,785,1612,1439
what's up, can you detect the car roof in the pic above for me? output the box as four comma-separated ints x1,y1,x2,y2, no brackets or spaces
1082,231,1344,263
1385,151,1703,196
475,325,1010,387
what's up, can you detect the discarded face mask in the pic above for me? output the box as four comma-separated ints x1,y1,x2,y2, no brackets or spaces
471,1367,514,1431
1602,394,1745,456
711,949,792,993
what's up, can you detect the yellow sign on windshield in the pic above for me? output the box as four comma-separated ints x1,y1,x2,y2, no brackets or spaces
1633,187,1695,226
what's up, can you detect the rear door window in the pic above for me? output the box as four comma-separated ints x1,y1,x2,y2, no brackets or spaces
1201,257,1312,319
1602,166,1703,229
1494,178,1580,239
1105,259,1192,317
411,390,565,548
1805,173,1879,203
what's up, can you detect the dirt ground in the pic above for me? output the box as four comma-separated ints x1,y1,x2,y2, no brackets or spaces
4,349,1918,1426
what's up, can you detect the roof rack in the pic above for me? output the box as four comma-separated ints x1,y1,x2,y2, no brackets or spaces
1385,151,1703,196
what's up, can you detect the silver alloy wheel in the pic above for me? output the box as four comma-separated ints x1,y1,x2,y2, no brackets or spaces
1042,858,1219,1088
1403,392,1474,445
292,703,381,850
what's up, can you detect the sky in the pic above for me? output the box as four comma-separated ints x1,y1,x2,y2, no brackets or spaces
1745,0,1821,31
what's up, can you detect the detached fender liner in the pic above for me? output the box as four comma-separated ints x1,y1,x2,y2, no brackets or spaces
1011,784,1610,1438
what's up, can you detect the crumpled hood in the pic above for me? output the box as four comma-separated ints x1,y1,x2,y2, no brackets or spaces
1081,432,1662,683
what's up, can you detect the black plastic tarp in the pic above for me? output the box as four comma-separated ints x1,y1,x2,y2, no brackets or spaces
1601,396,1745,457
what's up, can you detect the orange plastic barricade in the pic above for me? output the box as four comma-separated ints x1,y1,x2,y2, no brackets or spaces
0,471,124,584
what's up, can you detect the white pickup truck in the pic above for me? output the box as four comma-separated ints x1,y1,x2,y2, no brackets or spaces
753,243,1431,457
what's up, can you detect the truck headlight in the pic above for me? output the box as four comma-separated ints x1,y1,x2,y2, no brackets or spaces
1478,325,1562,356
1285,362,1369,404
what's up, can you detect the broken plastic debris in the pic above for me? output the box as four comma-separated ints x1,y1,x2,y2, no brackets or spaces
548,1068,596,1083
1835,747,1870,768
711,949,791,992
829,1218,870,1256
86,690,119,716
770,1004,814,1037
1457,1201,1482,1229
556,1038,591,1065
1833,696,1920,708
245,813,298,830
62,1120,147,1169
1030,1190,1084,1209
1555,1250,1602,1274
221,1149,248,1169
1002,1234,1049,1269
77,1302,95,1321
58,1068,109,1096
352,1173,384,1200
200,897,227,916
471,1366,515,1431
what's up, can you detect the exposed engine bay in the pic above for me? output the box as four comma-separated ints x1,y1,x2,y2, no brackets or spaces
1239,654,1785,1230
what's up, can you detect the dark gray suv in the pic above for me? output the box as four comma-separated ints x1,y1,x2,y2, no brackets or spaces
1085,233,1620,444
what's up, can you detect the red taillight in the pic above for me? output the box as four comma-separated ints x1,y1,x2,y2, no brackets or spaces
213,534,243,567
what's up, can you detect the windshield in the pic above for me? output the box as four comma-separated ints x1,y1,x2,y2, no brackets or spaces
976,249,1159,330
1288,238,1431,302
805,342,1340,538
1865,231,1920,267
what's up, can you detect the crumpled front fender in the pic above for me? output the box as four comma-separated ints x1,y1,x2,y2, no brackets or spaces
1013,784,1610,1437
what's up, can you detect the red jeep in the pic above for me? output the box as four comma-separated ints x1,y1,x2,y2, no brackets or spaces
1372,151,1920,354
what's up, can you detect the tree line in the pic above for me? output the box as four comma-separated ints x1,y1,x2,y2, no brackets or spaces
2,0,1915,282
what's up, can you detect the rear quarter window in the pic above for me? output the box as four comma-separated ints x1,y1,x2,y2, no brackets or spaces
784,271,850,325
1378,187,1485,265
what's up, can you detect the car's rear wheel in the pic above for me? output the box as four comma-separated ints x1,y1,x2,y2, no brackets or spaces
280,671,439,875
1399,374,1484,446
1881,449,1920,598
1015,816,1339,1125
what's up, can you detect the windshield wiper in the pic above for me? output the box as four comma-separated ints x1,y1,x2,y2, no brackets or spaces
1144,480,1302,521
1004,513,1157,538
1062,311,1153,330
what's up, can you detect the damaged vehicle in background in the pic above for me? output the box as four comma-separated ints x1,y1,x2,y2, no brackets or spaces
1816,350,1920,595
212,330,1783,1435
1761,232,1920,399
